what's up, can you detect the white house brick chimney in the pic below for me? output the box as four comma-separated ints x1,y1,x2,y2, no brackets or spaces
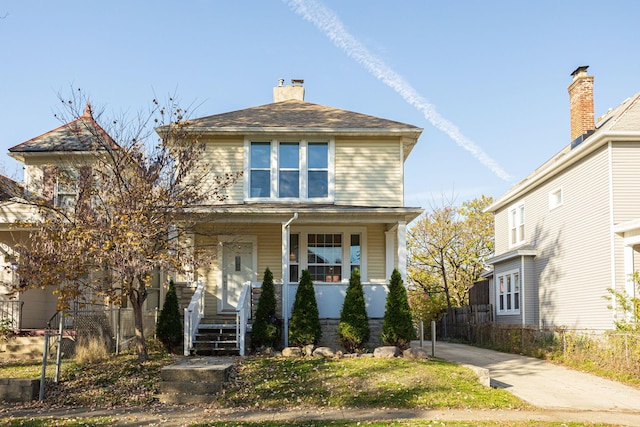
568,66,594,142
273,79,305,102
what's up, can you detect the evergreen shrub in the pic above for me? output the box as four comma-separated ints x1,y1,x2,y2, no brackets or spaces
156,279,183,354
252,267,280,349
381,269,414,350
338,268,370,352
289,269,322,347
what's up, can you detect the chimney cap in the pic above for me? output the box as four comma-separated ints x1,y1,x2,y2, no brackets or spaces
571,65,589,77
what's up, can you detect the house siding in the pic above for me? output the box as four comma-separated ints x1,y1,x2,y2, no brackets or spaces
611,141,640,223
493,145,614,330
335,138,403,207
201,137,245,204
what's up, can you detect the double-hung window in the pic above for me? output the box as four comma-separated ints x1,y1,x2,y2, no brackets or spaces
508,202,525,247
248,139,332,201
497,270,520,315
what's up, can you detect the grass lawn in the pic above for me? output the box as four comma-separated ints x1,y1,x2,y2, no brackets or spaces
219,357,525,410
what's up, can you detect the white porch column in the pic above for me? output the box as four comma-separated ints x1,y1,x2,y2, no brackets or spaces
385,221,407,281
385,227,395,281
397,221,407,281
281,213,298,348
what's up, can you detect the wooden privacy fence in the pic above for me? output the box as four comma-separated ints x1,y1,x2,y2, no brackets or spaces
439,304,493,341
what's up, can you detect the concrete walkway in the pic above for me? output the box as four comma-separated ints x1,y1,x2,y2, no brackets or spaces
422,340,640,412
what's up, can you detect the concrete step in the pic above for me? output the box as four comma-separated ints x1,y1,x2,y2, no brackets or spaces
157,357,233,404
1,336,45,359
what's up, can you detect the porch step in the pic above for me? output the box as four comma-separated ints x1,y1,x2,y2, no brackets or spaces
157,357,233,404
192,317,239,356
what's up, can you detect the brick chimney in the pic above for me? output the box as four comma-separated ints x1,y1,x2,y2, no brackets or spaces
568,66,594,142
273,78,305,102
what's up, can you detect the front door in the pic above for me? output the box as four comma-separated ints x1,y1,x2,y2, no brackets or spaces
221,242,254,311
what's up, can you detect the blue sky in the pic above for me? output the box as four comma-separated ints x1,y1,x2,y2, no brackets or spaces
1,0,639,208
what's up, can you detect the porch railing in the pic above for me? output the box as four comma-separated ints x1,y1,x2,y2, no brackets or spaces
0,299,23,330
183,281,205,356
236,282,252,356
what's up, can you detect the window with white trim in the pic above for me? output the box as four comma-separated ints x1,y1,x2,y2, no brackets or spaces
247,139,333,201
288,229,364,283
508,202,525,247
54,168,78,209
549,187,563,210
497,270,520,315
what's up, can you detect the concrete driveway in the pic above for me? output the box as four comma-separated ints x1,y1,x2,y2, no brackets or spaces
420,340,640,412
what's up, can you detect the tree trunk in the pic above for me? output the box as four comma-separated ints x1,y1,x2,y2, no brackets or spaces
129,285,148,361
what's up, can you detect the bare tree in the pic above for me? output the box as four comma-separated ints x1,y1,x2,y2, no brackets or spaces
9,90,240,360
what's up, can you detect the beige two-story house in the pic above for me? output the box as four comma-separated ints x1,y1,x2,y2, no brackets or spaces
487,67,640,331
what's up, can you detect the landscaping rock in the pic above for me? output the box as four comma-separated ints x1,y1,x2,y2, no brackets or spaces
312,347,335,358
303,344,314,357
373,346,399,358
281,347,302,357
403,347,430,360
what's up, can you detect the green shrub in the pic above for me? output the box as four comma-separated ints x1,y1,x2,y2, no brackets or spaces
252,268,281,349
156,279,183,354
338,268,370,352
381,269,414,350
289,269,322,347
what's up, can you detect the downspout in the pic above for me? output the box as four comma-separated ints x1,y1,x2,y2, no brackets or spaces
521,255,526,327
282,212,298,347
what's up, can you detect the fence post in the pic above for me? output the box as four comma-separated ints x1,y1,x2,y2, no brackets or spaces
54,313,64,383
431,320,436,357
39,330,49,401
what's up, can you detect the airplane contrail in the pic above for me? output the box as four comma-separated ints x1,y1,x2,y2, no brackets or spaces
285,0,513,182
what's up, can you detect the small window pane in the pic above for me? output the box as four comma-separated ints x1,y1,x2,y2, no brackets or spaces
279,143,299,168
308,171,328,198
308,143,328,168
289,265,299,282
251,142,270,168
251,170,271,197
279,171,299,197
289,234,299,263
350,234,360,264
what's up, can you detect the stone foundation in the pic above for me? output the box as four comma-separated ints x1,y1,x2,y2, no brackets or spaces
317,318,384,351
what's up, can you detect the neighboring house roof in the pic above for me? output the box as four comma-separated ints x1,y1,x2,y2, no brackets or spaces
488,92,640,212
0,175,22,202
8,104,119,157
165,99,423,159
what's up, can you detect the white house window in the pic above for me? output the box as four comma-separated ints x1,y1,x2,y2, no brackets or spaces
549,188,563,210
508,202,525,247
247,139,333,201
54,168,78,209
250,142,271,197
288,229,365,283
278,142,300,198
497,270,520,315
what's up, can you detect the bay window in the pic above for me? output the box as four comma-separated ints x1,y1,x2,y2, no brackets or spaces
497,270,520,315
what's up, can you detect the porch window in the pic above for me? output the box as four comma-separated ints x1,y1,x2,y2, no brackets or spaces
508,202,525,247
497,269,520,315
308,234,342,282
247,139,333,201
288,230,365,282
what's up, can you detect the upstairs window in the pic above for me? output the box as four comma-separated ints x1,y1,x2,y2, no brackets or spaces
508,202,525,247
549,187,563,210
247,139,333,201
54,168,79,209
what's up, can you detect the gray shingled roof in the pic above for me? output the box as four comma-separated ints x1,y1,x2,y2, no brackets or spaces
184,99,423,134
0,175,22,201
9,107,118,153
595,92,640,133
